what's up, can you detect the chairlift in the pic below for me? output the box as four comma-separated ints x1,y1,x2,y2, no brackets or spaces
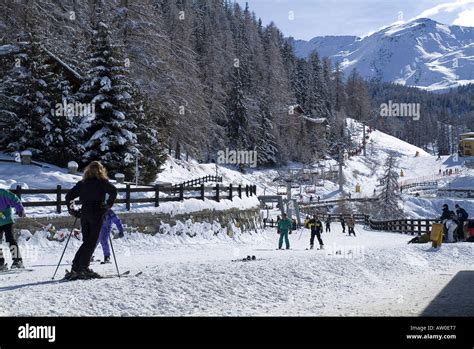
277,186,287,195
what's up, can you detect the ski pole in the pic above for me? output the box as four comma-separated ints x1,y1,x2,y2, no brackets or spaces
298,228,304,240
109,232,121,278
52,217,78,280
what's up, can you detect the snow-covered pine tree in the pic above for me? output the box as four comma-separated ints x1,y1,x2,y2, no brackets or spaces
374,153,404,219
43,73,81,166
0,31,50,156
78,20,139,178
226,66,251,151
130,86,166,183
255,100,278,166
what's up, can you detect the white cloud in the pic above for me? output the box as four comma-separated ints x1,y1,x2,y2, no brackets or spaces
452,8,474,26
413,0,474,19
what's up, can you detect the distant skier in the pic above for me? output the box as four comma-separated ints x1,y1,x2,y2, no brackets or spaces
341,217,346,233
277,213,292,250
97,209,124,264
0,189,26,271
291,218,297,232
347,215,356,236
308,214,324,250
325,215,331,232
65,161,117,280
455,204,469,241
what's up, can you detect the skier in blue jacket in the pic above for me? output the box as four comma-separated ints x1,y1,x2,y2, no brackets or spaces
97,209,124,264
0,189,26,270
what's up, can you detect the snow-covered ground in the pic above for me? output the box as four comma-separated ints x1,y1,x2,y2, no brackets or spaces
0,224,472,316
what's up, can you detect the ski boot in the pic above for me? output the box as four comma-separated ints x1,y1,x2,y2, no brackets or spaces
64,269,79,281
11,259,24,269
80,268,102,279
101,256,111,264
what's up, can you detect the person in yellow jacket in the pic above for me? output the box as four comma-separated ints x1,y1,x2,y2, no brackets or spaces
307,215,324,249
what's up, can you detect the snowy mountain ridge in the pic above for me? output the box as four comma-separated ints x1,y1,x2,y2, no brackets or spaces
292,18,474,91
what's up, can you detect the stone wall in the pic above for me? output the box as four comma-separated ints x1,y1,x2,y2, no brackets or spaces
14,208,262,236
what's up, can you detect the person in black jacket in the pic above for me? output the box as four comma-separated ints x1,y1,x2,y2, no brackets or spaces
455,204,469,241
325,215,331,232
64,161,117,280
307,215,324,250
439,204,458,242
439,204,451,221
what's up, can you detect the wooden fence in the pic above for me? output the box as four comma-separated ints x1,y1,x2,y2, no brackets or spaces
174,175,223,188
11,183,257,214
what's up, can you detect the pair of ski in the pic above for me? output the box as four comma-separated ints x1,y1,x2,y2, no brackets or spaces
0,265,34,275
60,270,143,282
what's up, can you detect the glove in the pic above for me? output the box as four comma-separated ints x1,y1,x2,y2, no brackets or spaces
68,208,81,218
118,232,124,238
17,210,26,218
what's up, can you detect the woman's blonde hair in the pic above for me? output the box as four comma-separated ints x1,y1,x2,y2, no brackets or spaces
83,161,108,180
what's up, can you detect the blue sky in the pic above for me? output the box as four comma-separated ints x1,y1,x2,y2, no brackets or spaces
236,0,474,40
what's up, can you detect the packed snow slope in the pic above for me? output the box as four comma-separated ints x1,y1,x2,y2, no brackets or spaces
0,224,472,316
292,18,474,91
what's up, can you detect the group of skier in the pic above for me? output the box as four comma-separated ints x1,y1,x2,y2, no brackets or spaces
0,161,124,280
439,203,469,243
3,159,472,278
275,213,358,250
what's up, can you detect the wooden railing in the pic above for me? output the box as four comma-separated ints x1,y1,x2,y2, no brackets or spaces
11,183,257,214
173,175,223,188
400,181,438,192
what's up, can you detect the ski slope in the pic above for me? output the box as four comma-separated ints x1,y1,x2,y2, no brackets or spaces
0,224,472,316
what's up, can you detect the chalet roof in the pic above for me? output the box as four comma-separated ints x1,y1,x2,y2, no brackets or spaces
43,47,83,83
0,43,82,85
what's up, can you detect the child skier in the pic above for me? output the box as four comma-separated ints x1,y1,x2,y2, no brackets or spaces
277,213,292,250
65,161,117,280
0,188,26,270
97,209,124,264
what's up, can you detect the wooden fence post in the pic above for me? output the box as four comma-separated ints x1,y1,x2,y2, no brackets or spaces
238,185,242,198
16,185,22,200
245,185,249,197
154,184,160,207
56,185,62,214
215,184,220,202
179,184,184,201
126,184,131,211
228,184,233,201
